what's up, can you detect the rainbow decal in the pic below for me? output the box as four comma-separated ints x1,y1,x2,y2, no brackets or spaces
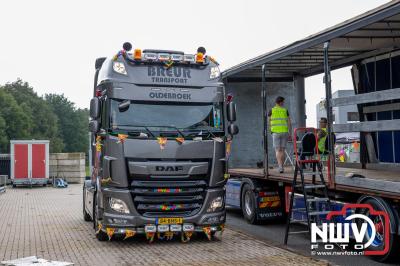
159,204,184,211
153,188,183,193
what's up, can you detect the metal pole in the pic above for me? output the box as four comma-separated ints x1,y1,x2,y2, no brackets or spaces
262,64,269,176
323,42,336,186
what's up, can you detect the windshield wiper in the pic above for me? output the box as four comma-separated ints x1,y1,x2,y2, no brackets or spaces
151,125,186,138
184,125,218,139
113,125,156,138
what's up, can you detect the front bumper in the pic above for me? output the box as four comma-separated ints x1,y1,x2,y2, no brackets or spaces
99,186,226,231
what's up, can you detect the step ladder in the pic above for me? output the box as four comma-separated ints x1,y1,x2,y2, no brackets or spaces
284,128,331,245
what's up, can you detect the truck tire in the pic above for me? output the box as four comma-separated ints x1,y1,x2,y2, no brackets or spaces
93,193,108,241
83,186,92,222
241,183,258,224
358,197,399,262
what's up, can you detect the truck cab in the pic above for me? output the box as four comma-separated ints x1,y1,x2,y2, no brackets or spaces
83,43,238,241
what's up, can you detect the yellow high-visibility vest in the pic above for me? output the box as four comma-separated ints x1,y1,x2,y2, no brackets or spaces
318,128,327,152
270,105,288,133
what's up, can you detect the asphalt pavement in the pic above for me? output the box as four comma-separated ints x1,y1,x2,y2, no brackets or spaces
226,208,399,266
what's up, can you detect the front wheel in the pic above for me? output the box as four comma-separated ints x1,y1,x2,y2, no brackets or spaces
241,184,258,224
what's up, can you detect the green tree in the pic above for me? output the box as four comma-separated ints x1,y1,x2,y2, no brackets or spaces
3,80,63,152
0,89,32,152
45,93,89,153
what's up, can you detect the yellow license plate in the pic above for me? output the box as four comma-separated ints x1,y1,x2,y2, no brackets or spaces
157,217,183,225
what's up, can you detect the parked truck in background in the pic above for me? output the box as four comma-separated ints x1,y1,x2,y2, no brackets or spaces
83,42,238,241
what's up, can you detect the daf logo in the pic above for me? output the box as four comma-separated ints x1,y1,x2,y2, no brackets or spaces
155,166,184,172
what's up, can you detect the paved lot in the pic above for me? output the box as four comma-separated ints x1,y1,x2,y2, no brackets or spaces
226,209,395,266
0,185,327,266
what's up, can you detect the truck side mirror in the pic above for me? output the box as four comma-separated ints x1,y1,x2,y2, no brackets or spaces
89,120,99,133
95,57,106,70
228,124,239,136
227,102,237,122
90,98,100,119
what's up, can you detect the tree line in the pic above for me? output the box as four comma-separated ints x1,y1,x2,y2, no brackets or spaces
0,80,89,153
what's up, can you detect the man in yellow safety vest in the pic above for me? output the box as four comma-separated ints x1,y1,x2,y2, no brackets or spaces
318,117,328,154
268,96,291,173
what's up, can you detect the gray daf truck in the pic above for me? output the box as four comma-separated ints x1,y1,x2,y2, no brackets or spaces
83,42,238,241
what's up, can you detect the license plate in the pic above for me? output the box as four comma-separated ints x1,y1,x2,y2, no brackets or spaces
157,217,183,225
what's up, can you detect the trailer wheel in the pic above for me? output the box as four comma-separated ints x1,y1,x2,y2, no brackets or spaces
83,186,92,222
93,193,108,241
241,183,258,224
358,197,399,262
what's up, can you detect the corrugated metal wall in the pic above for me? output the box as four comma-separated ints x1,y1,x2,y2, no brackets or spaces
225,80,300,168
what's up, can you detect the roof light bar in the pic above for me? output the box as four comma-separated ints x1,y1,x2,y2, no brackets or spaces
143,53,157,61
183,54,196,63
158,53,170,61
171,54,184,61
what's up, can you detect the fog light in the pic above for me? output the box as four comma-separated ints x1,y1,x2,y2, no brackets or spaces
207,196,224,213
109,198,130,214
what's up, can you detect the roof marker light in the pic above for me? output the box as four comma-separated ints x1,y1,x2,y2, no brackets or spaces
134,49,142,60
196,52,204,63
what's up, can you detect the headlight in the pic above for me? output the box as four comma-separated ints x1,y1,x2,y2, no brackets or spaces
109,198,130,214
113,61,127,75
210,66,220,79
207,196,224,212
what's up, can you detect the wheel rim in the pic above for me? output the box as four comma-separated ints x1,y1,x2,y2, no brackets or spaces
244,191,253,216
365,210,385,247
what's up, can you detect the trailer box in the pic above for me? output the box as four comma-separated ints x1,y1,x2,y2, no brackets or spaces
10,140,49,186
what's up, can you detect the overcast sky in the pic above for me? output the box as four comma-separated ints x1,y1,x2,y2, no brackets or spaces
0,0,389,126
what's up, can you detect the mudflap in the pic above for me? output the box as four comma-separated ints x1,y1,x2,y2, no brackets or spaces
255,190,284,221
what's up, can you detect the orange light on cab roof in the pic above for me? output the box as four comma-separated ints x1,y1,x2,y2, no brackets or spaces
196,52,204,63
134,49,142,60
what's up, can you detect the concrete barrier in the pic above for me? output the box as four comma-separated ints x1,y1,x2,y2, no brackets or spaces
49,153,86,184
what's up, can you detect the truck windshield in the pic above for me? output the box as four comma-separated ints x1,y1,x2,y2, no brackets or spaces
110,100,224,132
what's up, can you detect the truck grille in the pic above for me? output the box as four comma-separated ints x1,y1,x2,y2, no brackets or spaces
131,180,207,217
